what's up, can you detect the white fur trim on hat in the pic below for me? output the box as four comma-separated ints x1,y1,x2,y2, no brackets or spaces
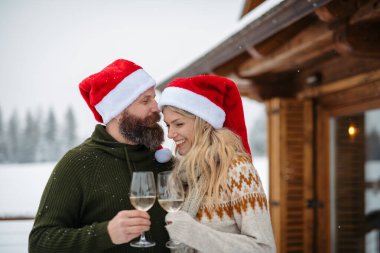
95,69,155,124
159,87,225,128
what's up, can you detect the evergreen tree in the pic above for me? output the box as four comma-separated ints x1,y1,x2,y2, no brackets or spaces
63,106,78,150
7,111,21,162
20,110,40,163
34,107,45,162
0,107,8,162
43,108,60,161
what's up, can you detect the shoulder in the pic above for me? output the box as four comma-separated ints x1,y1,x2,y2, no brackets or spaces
227,156,265,196
227,155,254,185
226,156,269,212
53,143,101,177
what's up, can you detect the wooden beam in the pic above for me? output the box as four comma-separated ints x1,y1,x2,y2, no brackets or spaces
238,23,334,77
251,16,317,57
240,0,265,18
225,72,253,88
222,72,258,99
298,68,380,98
314,0,369,22
316,105,331,253
334,19,380,57
246,46,264,60
213,53,251,76
317,79,380,107
294,55,380,88
350,0,380,23
251,71,300,100
328,95,380,116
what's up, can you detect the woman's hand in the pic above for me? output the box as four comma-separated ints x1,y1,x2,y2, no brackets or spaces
165,210,195,241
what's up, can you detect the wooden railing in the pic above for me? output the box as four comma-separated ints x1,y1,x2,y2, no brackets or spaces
0,217,34,221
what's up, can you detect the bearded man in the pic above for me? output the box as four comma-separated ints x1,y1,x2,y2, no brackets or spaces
29,59,173,253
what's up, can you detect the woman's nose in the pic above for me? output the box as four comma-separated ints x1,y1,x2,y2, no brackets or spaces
167,127,176,139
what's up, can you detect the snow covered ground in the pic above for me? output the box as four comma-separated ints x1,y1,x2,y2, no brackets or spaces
0,220,34,253
0,163,55,253
0,162,55,218
0,158,269,252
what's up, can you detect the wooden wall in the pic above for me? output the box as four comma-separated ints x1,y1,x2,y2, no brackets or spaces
268,99,314,253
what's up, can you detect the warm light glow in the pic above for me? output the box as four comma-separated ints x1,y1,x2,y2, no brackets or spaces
348,123,359,138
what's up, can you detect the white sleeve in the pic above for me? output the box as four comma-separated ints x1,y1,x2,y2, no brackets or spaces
165,162,276,253
166,210,275,253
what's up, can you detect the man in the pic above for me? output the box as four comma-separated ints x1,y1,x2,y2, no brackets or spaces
29,59,173,253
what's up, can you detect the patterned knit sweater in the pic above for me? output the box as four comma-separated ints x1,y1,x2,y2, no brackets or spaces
166,156,276,253
29,124,173,253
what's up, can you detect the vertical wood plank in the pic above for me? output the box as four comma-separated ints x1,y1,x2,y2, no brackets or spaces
316,105,331,253
267,98,314,253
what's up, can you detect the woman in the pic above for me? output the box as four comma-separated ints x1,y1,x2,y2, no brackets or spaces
158,75,276,253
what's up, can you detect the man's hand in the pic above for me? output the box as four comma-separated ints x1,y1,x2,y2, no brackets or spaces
107,210,151,244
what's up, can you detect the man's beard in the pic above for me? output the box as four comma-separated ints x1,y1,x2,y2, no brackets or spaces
119,111,164,150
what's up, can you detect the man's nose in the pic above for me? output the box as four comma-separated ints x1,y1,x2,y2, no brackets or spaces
151,100,159,112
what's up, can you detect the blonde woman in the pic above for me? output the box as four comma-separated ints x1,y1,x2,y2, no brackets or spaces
159,75,276,253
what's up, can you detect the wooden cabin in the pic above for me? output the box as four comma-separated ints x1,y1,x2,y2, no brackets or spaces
158,0,380,252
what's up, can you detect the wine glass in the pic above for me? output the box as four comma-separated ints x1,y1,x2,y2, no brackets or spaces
129,171,157,248
157,170,185,249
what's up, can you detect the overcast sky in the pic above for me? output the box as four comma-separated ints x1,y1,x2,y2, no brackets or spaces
0,0,257,139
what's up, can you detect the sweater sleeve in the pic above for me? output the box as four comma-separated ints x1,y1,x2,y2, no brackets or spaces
165,161,276,253
28,152,115,253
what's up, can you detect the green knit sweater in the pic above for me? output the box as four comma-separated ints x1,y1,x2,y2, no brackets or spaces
29,124,173,253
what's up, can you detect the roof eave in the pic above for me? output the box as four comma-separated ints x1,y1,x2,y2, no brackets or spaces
157,0,333,90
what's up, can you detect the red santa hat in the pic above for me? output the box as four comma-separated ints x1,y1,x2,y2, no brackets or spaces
79,59,156,124
159,75,251,155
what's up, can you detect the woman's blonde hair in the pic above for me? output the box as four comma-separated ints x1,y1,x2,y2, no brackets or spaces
164,106,250,200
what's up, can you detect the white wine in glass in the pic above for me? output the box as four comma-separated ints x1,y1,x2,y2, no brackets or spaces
129,171,156,248
157,199,183,212
130,196,156,211
157,171,184,249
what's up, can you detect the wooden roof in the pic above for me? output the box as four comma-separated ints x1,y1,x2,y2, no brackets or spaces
158,0,380,102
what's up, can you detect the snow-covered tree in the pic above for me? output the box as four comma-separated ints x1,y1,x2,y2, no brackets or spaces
62,106,78,150
0,107,8,162
7,111,21,162
2,106,82,163
20,110,40,163
41,108,60,161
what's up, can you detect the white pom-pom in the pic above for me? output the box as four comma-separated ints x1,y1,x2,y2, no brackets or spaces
154,148,172,163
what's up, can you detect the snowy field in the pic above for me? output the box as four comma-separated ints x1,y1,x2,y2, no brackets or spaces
0,163,55,253
0,163,55,218
0,162,54,253
0,220,34,253
0,158,269,252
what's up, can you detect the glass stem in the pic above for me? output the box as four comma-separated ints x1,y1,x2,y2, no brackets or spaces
140,232,147,242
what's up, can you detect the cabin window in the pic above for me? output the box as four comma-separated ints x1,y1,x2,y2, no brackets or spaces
330,109,380,253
